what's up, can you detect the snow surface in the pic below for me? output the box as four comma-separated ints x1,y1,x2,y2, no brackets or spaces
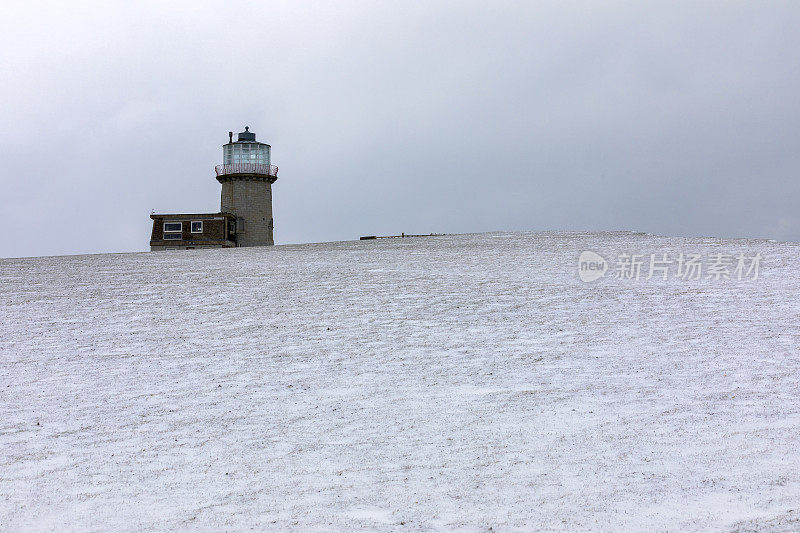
1,232,799,531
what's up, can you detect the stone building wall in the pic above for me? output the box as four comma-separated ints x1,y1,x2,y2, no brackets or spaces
220,178,274,246
149,214,236,250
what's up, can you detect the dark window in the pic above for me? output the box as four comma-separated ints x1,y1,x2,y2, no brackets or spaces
191,221,203,233
164,233,182,240
164,222,182,232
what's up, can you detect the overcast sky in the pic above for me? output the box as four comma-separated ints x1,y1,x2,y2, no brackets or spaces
1,1,799,257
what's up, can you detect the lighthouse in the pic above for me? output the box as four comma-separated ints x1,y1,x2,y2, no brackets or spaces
215,127,278,246
148,126,279,250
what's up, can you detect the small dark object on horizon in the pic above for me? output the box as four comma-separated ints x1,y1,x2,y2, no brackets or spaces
360,233,445,240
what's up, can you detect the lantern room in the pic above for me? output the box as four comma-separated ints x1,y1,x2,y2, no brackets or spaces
223,126,271,166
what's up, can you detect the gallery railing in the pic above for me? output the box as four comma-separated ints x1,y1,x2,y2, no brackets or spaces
215,163,278,177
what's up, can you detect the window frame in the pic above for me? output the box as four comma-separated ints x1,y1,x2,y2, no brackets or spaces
190,221,203,234
164,222,182,233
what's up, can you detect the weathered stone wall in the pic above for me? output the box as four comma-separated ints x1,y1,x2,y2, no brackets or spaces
220,179,274,246
150,244,232,251
150,216,229,243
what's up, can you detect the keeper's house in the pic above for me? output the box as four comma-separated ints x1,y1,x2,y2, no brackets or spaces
149,213,237,251
149,126,278,251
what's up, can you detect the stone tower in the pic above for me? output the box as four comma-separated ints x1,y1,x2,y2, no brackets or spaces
215,127,278,246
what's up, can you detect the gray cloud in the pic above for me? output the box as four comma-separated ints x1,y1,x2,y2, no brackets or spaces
2,1,799,257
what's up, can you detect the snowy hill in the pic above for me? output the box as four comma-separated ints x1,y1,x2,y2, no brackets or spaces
1,232,799,531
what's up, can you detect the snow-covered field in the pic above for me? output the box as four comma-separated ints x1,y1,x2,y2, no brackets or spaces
1,232,799,531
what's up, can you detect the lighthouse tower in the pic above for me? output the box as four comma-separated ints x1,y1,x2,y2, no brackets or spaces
215,127,278,246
